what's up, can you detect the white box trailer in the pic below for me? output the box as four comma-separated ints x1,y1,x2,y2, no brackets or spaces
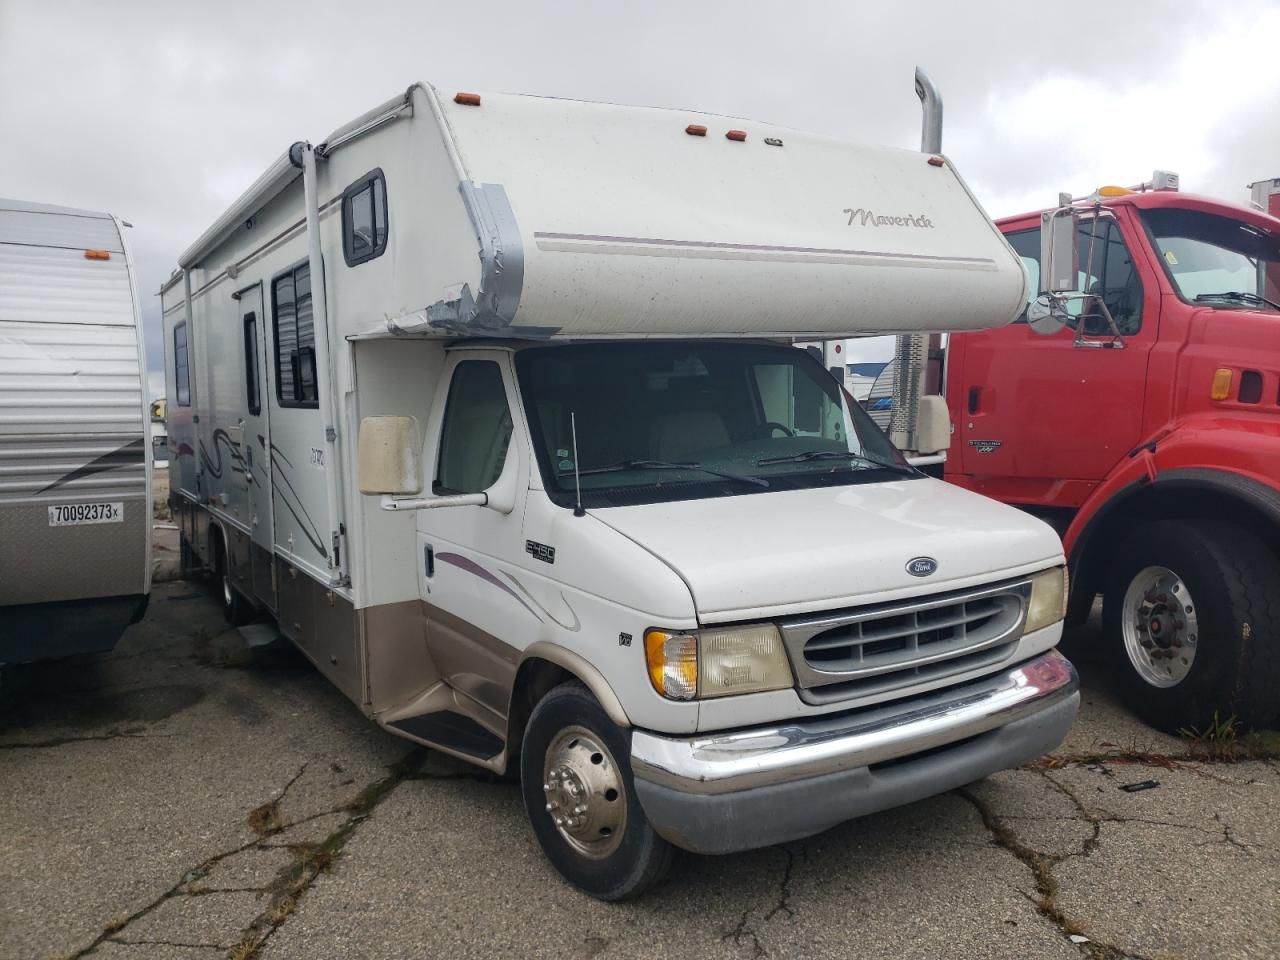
0,199,151,663
162,71,1077,898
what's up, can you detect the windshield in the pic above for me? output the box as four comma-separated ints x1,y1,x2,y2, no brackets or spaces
1142,207,1280,310
515,341,915,508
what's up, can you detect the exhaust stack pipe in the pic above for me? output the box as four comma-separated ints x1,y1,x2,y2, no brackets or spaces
889,68,944,454
914,67,943,154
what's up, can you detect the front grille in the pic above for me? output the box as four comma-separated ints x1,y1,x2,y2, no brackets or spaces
780,579,1030,705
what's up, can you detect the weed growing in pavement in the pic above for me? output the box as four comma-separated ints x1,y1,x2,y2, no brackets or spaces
1178,712,1243,761
1177,712,1280,762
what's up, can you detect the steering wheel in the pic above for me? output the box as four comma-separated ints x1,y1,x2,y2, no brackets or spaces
763,421,794,438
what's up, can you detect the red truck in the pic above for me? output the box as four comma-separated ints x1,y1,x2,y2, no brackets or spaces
929,173,1280,732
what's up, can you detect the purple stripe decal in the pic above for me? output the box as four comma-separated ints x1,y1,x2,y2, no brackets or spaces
435,552,543,622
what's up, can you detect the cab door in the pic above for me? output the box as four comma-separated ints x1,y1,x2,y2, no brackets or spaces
949,209,1159,504
416,351,529,723
237,286,276,608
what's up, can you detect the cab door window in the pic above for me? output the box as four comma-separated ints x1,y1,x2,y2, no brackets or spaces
435,361,513,495
1077,219,1143,335
1005,220,1143,334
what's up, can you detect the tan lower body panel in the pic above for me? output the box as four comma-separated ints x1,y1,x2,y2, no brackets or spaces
176,497,516,766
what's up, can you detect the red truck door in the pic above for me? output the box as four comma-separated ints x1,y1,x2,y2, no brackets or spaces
948,209,1159,504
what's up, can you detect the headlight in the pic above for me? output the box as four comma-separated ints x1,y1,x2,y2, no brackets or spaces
644,624,794,700
1025,566,1068,634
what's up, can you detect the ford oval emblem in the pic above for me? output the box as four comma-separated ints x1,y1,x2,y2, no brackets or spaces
906,557,938,577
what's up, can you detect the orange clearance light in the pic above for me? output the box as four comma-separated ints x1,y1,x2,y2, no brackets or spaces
84,249,111,260
686,124,707,136
927,155,945,167
1097,185,1132,197
1210,368,1233,401
454,92,481,106
725,129,747,142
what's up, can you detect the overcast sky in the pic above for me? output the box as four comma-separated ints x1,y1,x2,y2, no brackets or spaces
4,0,1279,391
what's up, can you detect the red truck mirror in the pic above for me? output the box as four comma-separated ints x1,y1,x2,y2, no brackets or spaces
1040,207,1080,295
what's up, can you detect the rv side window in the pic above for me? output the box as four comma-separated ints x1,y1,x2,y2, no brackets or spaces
434,361,513,496
272,263,318,408
174,322,191,406
341,169,388,267
243,312,260,415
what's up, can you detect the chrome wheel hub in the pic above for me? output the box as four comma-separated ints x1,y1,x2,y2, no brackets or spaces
542,725,626,859
1121,565,1199,688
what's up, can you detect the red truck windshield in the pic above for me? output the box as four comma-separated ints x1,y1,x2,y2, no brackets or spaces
1141,207,1280,310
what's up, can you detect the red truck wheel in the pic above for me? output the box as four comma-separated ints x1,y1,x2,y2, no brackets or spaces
1103,519,1280,733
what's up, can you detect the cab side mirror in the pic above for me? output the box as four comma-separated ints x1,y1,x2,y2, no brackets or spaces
358,416,422,496
1040,208,1079,295
1028,208,1081,337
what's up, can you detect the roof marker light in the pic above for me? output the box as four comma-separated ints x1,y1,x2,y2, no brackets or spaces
726,130,747,142
686,124,707,136
84,249,110,260
454,92,481,106
1097,185,1132,197
927,155,945,167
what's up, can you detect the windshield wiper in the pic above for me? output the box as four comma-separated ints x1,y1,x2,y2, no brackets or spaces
1194,291,1280,310
755,450,914,474
574,459,768,488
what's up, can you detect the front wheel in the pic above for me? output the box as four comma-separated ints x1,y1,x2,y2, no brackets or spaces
520,682,674,900
1103,519,1280,732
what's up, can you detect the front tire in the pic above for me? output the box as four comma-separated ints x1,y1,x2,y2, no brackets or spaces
520,682,674,900
1103,519,1280,732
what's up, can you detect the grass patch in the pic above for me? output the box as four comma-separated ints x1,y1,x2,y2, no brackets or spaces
1178,712,1280,762
247,800,284,837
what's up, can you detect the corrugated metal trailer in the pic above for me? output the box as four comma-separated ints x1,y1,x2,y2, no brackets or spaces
0,198,151,663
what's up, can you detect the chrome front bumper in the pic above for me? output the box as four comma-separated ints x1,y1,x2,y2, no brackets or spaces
629,650,1078,853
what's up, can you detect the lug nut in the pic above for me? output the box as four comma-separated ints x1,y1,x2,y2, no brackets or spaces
545,802,557,812
574,804,588,815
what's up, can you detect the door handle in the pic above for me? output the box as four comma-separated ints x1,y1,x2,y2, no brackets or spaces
967,386,981,415
424,544,434,578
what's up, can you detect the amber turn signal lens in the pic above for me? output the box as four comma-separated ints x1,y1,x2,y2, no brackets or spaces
686,124,707,136
644,630,697,700
454,92,481,106
1210,367,1233,401
84,249,111,260
725,130,747,142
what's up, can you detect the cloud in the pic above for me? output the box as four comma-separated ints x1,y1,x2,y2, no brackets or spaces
3,0,1277,375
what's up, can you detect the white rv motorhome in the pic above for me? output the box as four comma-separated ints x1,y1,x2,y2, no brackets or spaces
162,72,1078,899
0,199,151,664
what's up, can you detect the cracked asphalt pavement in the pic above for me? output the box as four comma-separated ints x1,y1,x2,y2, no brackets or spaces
3,572,1278,959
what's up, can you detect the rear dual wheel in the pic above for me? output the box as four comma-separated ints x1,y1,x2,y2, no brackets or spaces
520,682,674,900
1103,520,1280,732
211,530,251,627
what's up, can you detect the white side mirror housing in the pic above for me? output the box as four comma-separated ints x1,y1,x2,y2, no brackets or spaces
914,395,952,456
358,416,422,496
